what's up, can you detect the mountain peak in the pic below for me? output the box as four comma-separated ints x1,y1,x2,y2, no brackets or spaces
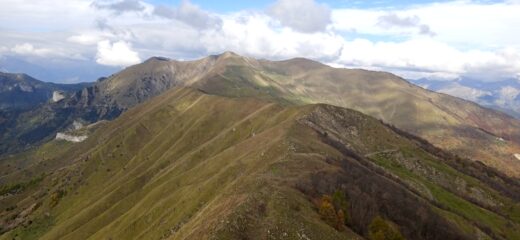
284,57,327,68
218,51,240,58
0,71,40,84
206,51,242,61
144,56,171,62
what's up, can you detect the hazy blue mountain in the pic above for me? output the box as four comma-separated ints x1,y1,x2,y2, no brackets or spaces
0,72,91,110
411,77,520,118
0,55,119,83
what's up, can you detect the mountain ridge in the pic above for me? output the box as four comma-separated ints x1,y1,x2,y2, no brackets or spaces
411,77,520,119
0,71,90,110
2,52,520,178
0,88,520,239
2,87,520,239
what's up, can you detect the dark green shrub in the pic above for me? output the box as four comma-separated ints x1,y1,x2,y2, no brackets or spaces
368,216,405,240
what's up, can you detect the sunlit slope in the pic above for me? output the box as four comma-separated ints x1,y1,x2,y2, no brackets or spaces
1,88,360,239
2,88,520,239
195,53,520,176
0,56,221,154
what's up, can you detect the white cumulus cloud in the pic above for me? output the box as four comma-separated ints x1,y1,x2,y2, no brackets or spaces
1,0,520,83
11,43,53,57
201,13,343,60
154,0,222,29
337,37,520,81
95,40,141,67
91,0,145,14
267,0,331,33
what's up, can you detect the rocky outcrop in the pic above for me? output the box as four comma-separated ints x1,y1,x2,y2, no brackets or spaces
52,91,65,102
0,72,87,110
55,133,87,142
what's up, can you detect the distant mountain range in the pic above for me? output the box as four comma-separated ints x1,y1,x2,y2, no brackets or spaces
411,77,520,118
0,72,90,110
2,52,520,239
0,72,92,153
0,55,118,84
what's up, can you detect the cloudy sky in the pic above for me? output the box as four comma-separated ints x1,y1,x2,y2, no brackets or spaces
0,0,519,83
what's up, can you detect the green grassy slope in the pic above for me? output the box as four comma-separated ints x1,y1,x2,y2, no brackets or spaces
1,88,520,239
5,52,520,179
210,54,520,177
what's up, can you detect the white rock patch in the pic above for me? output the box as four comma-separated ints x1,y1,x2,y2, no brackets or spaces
52,91,65,102
72,120,84,130
514,154,520,161
56,133,87,142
